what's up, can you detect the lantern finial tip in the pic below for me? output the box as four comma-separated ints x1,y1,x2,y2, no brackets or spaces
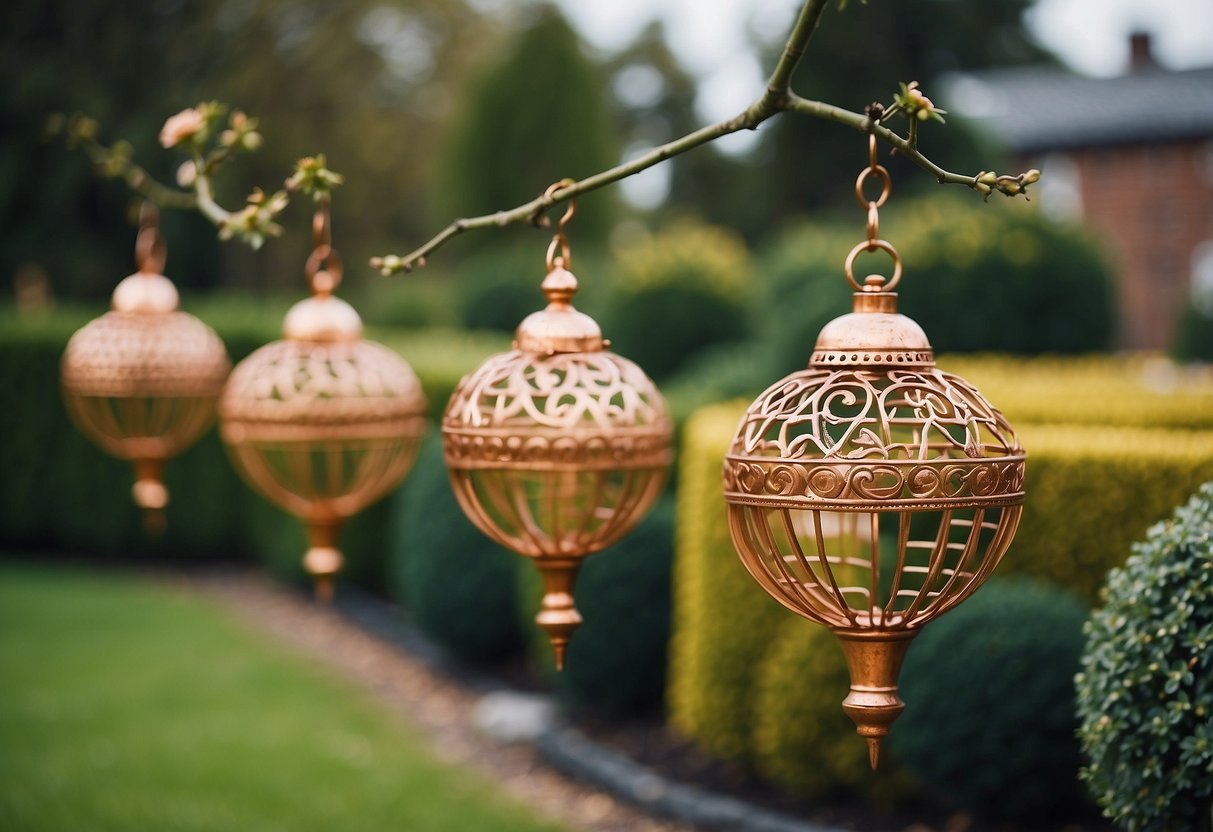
866,738,881,770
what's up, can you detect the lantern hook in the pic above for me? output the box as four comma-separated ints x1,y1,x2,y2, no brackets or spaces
305,197,343,296
135,202,167,276
543,179,576,272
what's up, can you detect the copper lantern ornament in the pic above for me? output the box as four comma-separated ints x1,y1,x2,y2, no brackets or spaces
723,138,1026,769
443,188,674,669
61,204,230,530
220,204,427,601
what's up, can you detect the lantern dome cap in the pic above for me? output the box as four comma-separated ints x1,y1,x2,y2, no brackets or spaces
283,295,363,342
811,281,933,369
111,272,179,314
515,265,604,354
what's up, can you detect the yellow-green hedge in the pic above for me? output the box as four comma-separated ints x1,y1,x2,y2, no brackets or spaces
667,388,1213,776
667,402,785,760
942,354,1213,431
1006,423,1213,599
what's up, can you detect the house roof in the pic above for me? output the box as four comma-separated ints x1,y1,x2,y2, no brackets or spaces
941,64,1213,153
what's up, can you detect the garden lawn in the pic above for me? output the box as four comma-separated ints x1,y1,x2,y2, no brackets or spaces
0,560,567,832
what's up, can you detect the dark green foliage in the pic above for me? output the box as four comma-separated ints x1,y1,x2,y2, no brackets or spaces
1076,482,1213,832
455,244,552,334
601,221,753,381
0,309,492,595
4,0,498,300
390,435,525,664
553,495,675,715
0,312,280,561
1172,302,1213,364
758,198,1116,377
433,5,619,249
891,578,1090,819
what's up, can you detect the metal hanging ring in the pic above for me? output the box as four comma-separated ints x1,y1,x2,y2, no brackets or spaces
135,202,166,275
312,202,332,249
844,238,902,292
866,202,881,245
855,165,891,209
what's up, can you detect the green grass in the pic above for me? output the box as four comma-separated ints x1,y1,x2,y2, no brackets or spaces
0,561,567,832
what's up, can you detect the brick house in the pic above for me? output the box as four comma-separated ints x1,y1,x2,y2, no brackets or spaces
944,36,1213,350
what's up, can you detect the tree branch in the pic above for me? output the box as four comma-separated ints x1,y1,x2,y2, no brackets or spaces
73,133,198,211
371,0,834,275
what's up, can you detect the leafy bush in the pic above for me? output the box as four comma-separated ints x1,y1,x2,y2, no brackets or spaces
1076,482,1213,831
523,495,676,716
454,245,553,334
389,434,525,664
602,220,753,381
757,197,1116,377
891,579,1090,819
1172,301,1213,365
750,618,883,796
667,402,787,760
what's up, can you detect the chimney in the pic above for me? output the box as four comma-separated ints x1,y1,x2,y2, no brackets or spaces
1129,32,1156,72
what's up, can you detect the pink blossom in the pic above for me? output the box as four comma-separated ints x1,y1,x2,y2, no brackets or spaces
159,108,204,148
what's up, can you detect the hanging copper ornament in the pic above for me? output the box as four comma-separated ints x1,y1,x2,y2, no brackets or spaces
723,137,1026,769
220,202,427,602
61,203,231,531
443,184,674,669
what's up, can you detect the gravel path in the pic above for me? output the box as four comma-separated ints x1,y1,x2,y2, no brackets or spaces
189,570,692,832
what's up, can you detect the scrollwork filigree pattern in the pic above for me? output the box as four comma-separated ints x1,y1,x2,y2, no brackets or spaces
220,338,427,521
443,348,673,558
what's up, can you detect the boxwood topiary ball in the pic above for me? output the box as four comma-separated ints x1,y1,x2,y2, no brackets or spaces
1076,481,1213,832
890,578,1089,819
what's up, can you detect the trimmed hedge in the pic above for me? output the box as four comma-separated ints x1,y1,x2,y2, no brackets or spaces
668,385,1213,784
0,308,505,591
750,618,885,796
944,354,1213,432
668,402,787,759
1009,424,1213,600
891,579,1089,819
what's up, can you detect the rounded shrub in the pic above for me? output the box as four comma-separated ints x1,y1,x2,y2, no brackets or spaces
455,245,550,334
750,618,882,797
390,434,525,664
1076,481,1213,832
1172,301,1213,364
519,495,676,715
756,196,1116,376
890,578,1090,819
602,220,753,381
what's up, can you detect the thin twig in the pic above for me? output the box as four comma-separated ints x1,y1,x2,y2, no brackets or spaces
371,0,832,274
370,0,1029,273
75,135,198,211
